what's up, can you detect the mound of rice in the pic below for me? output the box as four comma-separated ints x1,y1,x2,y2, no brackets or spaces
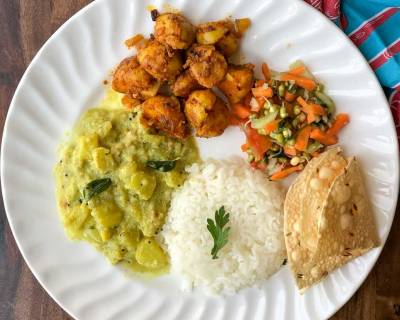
160,158,286,293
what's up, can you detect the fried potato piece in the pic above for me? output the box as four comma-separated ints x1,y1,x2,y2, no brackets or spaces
216,32,239,57
112,56,160,99
121,94,141,110
140,95,188,139
218,64,254,104
196,20,239,57
171,70,202,97
185,90,216,129
184,89,229,137
137,40,183,82
196,20,229,45
185,45,227,88
154,13,196,50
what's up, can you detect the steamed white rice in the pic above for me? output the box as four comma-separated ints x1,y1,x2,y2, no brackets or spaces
160,158,286,293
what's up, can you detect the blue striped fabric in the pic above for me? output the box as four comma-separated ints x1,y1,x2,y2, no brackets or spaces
341,0,400,90
305,0,400,138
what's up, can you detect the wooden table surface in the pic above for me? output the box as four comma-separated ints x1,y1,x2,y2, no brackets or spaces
0,1,399,319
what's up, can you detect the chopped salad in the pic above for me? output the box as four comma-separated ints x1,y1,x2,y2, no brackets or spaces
230,61,350,180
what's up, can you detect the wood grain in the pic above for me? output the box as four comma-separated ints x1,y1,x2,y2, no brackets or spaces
0,1,399,319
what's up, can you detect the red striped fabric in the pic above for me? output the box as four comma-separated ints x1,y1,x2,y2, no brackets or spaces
369,39,400,70
305,0,323,11
304,0,340,19
323,0,341,19
390,90,400,136
349,7,400,46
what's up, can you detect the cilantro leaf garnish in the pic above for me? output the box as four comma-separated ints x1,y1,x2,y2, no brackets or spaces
206,206,231,259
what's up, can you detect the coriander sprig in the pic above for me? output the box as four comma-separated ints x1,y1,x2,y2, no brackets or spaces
207,206,230,259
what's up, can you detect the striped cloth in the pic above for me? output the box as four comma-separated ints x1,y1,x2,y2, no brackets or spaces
304,0,400,139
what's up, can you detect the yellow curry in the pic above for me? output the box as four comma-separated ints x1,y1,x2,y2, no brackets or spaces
54,90,199,273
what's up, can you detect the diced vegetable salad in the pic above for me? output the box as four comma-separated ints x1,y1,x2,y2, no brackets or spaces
231,61,350,180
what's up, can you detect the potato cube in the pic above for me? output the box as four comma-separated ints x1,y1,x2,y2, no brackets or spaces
127,171,156,200
91,201,123,229
75,134,99,165
164,170,185,188
92,147,115,172
135,238,168,269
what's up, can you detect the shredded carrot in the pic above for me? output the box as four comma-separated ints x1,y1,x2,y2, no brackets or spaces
296,97,326,115
284,145,297,156
296,77,317,91
252,86,273,98
264,119,281,134
246,128,272,161
284,91,296,102
281,73,317,91
270,165,303,181
287,65,306,76
296,96,309,108
124,34,144,48
261,63,271,80
327,113,350,136
255,79,265,87
309,103,326,115
232,104,251,119
250,161,267,171
241,143,250,152
308,114,318,124
310,128,338,145
256,161,267,170
256,97,265,110
297,97,326,123
295,125,312,151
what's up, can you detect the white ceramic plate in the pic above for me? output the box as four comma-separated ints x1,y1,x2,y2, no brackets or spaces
2,0,399,319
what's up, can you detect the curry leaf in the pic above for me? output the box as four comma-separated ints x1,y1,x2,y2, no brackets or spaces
83,178,112,202
147,160,177,172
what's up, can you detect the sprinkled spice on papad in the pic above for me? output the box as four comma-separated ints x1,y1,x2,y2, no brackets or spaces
284,148,379,292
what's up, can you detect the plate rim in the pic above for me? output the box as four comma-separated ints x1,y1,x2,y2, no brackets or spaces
1,0,399,319
1,2,99,320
